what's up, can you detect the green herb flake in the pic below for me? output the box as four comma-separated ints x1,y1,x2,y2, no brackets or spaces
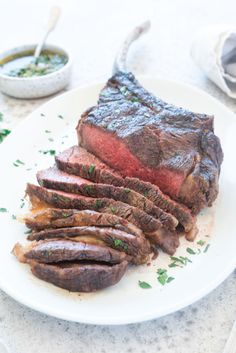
88,164,95,175
204,244,210,253
13,159,25,167
110,206,117,214
95,199,102,209
0,208,7,213
186,247,196,255
45,130,51,133
166,277,175,283
20,198,26,209
39,149,56,156
130,96,139,103
12,214,17,220
48,137,54,142
114,239,123,247
197,240,206,246
157,272,168,286
120,86,128,95
58,114,64,119
138,281,152,289
62,212,72,218
124,188,131,193
0,129,11,143
40,113,45,117
24,229,32,235
0,112,4,121
16,159,24,165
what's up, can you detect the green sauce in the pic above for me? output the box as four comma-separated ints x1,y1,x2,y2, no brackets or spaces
0,50,68,78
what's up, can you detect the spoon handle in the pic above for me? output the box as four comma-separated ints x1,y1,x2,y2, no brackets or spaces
34,6,61,59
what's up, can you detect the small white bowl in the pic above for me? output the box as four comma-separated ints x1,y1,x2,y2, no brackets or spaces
0,44,72,99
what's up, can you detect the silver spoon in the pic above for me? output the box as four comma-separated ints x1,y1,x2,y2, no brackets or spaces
34,5,61,59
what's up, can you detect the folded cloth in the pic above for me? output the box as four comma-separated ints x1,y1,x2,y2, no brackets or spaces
191,25,236,98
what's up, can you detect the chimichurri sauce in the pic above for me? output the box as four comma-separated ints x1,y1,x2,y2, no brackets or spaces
0,51,68,78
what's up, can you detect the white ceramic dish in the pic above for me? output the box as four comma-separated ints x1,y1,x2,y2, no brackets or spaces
0,44,72,99
0,77,235,325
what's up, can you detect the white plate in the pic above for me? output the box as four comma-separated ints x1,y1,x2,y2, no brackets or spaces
0,77,235,325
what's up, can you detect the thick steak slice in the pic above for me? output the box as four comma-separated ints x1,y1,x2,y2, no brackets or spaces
13,241,129,264
24,208,143,238
13,244,128,292
26,184,179,254
32,261,128,292
77,72,223,213
56,146,194,230
37,166,178,230
28,226,151,265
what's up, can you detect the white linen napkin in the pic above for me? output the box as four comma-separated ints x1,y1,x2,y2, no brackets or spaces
191,25,236,98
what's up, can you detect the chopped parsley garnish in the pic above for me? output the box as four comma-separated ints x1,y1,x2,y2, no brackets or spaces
0,112,4,121
58,114,64,119
45,130,51,133
138,281,152,289
39,149,56,156
197,240,206,246
95,199,102,209
110,206,117,214
166,277,175,283
88,164,95,175
13,159,25,167
186,247,196,255
124,188,131,193
40,113,45,117
157,268,175,285
12,214,16,220
204,244,210,253
0,129,11,143
130,96,139,103
113,238,128,251
114,239,123,247
62,212,72,218
120,86,129,96
20,199,25,208
48,137,54,142
168,255,192,268
24,229,32,234
0,208,7,213
85,185,93,193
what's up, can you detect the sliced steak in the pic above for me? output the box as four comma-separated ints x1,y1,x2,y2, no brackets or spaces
37,166,178,230
32,261,128,292
24,208,143,238
27,226,151,265
13,241,129,264
26,184,179,254
56,146,194,230
77,72,223,213
13,243,128,292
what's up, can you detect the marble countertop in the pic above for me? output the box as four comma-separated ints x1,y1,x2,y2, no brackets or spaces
0,0,236,352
